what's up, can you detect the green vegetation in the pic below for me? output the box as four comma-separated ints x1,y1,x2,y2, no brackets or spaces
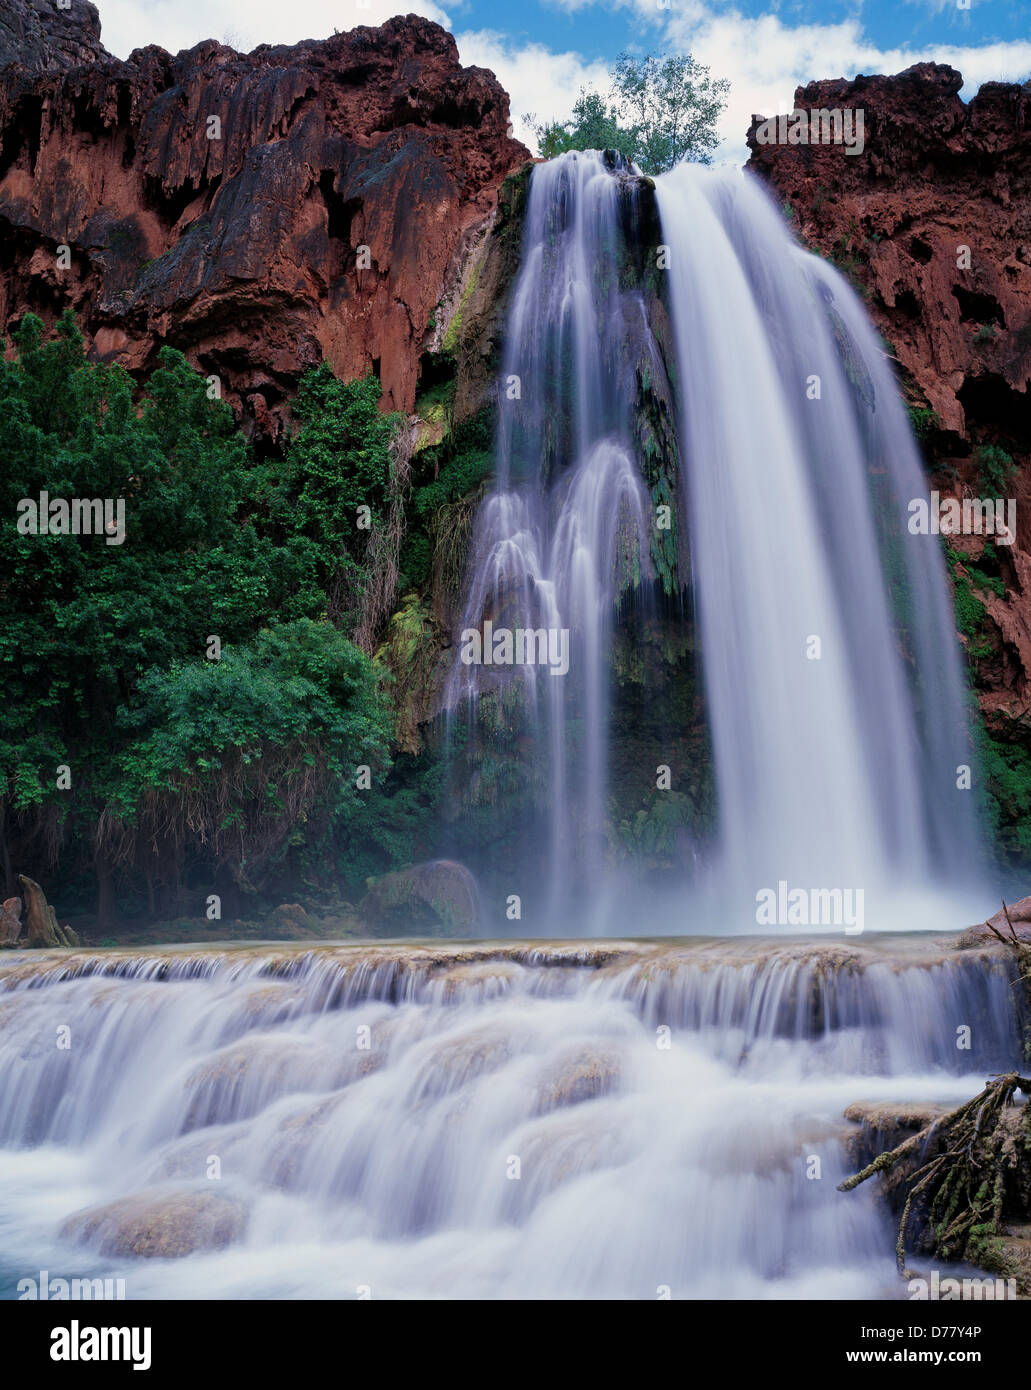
399,404,493,595
979,729,1031,863
941,539,1031,867
975,443,1017,496
4,301,1031,930
0,313,419,924
906,403,938,443
944,545,995,658
526,52,730,173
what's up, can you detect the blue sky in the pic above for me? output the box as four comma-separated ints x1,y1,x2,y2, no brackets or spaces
97,1,1031,162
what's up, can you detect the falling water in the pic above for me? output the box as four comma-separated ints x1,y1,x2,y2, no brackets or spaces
0,940,1021,1299
655,164,981,923
448,152,983,929
446,152,657,925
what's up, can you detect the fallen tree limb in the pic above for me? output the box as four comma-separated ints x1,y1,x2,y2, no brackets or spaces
839,1072,1031,1276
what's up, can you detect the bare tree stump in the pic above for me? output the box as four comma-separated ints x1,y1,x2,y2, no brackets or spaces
17,876,79,948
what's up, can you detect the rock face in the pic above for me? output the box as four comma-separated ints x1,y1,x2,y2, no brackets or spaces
747,64,1031,723
0,0,106,73
0,12,529,438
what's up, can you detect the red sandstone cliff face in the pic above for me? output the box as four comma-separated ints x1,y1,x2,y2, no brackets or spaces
746,63,1031,723
0,12,529,440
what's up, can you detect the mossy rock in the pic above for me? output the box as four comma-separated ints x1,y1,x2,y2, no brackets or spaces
360,858,480,935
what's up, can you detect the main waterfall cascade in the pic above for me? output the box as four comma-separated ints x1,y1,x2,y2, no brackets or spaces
448,151,984,930
0,941,1021,1300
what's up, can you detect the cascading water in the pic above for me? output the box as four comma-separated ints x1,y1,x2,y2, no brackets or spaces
655,164,981,924
0,940,1021,1299
447,151,984,931
446,152,657,925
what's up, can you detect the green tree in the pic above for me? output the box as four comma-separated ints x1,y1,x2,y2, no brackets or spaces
527,90,637,165
110,619,392,900
611,53,730,171
0,314,394,924
526,51,729,174
267,364,405,628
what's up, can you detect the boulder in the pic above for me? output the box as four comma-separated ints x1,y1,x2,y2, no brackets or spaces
360,859,480,935
62,1188,246,1259
956,896,1031,948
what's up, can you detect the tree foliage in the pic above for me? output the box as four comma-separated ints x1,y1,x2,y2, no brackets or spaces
0,312,399,922
527,52,730,173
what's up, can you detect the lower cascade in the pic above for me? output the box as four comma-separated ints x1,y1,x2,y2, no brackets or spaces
0,940,1021,1300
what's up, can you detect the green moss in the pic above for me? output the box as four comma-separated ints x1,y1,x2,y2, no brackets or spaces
399,405,495,592
944,545,989,642
442,257,482,354
975,444,1016,496
978,725,1031,865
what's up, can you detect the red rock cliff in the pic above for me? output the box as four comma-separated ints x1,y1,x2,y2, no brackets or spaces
0,9,529,438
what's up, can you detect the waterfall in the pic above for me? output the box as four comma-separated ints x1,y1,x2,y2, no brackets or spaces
446,152,657,925
655,164,981,924
447,152,984,930
0,941,1020,1299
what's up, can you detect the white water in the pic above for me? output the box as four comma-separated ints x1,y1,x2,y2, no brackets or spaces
446,153,656,925
656,164,981,921
0,941,1020,1299
447,152,985,929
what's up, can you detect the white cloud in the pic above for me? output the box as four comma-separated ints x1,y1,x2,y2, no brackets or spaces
456,29,611,146
465,9,1031,165
661,8,1031,162
97,0,451,60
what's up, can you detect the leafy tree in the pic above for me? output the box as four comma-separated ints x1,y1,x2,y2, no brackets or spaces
610,53,730,171
110,619,392,898
526,52,729,174
0,313,396,924
267,364,405,627
527,90,637,165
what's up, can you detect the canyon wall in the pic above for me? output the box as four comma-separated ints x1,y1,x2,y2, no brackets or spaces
0,7,528,443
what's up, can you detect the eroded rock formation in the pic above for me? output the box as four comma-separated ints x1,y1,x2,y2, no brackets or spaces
0,11,529,440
